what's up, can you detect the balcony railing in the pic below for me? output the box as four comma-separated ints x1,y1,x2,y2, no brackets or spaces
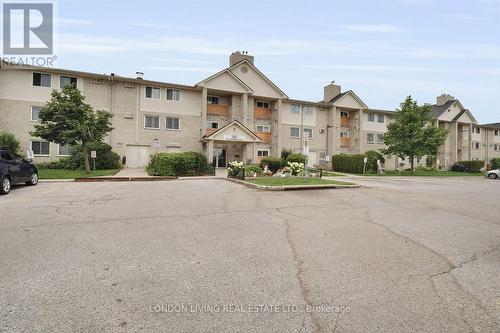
340,137,350,147
340,117,350,127
256,132,272,144
207,104,229,116
254,107,272,120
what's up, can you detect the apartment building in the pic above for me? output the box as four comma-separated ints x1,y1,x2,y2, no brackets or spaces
1,52,499,170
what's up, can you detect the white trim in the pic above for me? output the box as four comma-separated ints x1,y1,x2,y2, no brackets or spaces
144,115,160,129
30,140,50,156
367,133,375,144
257,149,270,157
166,88,182,102
30,106,42,122
57,144,72,156
32,72,52,88
209,121,219,129
256,100,271,109
145,86,161,99
303,128,314,139
165,116,181,130
290,127,300,138
207,95,220,105
59,75,78,89
256,125,270,132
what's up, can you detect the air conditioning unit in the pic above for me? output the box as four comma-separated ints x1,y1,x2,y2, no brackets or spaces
124,82,135,88
90,77,101,84
123,112,134,119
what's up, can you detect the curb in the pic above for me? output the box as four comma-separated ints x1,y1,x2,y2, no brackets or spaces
226,178,359,191
74,176,177,182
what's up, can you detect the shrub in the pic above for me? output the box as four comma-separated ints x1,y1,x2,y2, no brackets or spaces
365,150,385,173
68,142,120,170
227,161,244,178
281,149,292,161
456,160,484,173
244,164,263,177
287,161,304,176
331,154,366,173
259,157,283,173
0,131,20,153
491,158,500,170
286,153,306,165
451,163,469,172
147,151,209,176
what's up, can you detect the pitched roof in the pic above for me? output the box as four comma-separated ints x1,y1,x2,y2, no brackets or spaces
202,119,262,142
430,100,456,118
480,122,500,129
196,68,254,93
328,90,368,109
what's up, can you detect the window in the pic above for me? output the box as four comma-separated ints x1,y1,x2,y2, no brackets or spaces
494,144,499,151
377,114,385,123
166,89,181,101
377,134,384,144
473,127,481,134
494,130,499,136
210,122,219,129
472,142,480,150
340,131,349,138
256,101,270,109
290,127,300,138
31,106,42,121
60,76,77,88
31,140,50,155
291,104,300,113
144,115,160,129
145,87,161,99
304,106,313,115
303,128,313,139
33,72,51,87
367,133,374,143
207,96,219,105
256,125,270,132
340,111,349,118
368,113,375,122
257,150,270,157
58,144,73,156
166,117,180,130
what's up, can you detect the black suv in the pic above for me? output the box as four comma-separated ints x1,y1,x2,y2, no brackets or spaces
0,150,38,195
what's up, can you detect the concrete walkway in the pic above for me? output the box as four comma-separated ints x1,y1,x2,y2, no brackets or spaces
113,168,148,177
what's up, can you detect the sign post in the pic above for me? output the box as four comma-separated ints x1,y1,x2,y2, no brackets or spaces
363,156,368,174
303,131,310,179
90,150,97,172
154,139,160,154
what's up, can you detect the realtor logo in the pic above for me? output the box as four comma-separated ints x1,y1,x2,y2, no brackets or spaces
2,2,53,54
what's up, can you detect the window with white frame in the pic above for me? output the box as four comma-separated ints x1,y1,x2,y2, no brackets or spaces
60,76,77,88
256,101,270,109
145,87,161,99
495,129,499,136
31,140,50,155
33,72,51,87
210,122,219,129
166,117,180,130
303,128,313,139
340,131,349,138
377,114,385,123
58,144,73,156
304,106,313,115
368,113,375,122
144,115,160,129
472,142,480,150
31,106,42,121
291,104,300,113
256,125,270,132
473,126,481,134
166,88,181,101
290,127,300,138
367,133,375,143
376,134,384,144
257,150,270,157
207,96,219,105
494,144,499,151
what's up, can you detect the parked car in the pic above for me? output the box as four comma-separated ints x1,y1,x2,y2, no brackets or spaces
0,150,38,195
484,169,499,180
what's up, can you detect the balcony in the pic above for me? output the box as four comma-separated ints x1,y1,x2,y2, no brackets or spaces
207,104,229,116
256,132,272,144
340,137,350,147
254,107,272,120
340,117,350,127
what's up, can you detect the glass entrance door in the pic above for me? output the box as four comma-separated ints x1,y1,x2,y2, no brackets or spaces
213,148,227,168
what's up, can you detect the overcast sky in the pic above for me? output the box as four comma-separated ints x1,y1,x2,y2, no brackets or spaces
52,0,500,123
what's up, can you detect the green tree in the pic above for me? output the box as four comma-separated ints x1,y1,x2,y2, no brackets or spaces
31,85,113,173
381,96,448,171
0,131,21,153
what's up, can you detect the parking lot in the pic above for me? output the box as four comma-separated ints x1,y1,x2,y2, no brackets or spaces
1,177,499,332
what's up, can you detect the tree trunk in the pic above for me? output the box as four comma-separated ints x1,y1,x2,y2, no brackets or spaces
410,155,415,172
83,143,90,173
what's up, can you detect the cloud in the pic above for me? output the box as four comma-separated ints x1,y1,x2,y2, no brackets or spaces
341,24,405,33
142,65,218,73
57,18,94,25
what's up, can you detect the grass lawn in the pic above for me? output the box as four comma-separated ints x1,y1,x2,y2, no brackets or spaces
322,171,346,177
245,177,354,186
359,170,482,177
38,169,120,179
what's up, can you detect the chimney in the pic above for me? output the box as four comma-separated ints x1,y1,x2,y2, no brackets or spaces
436,93,454,106
136,71,144,80
229,51,254,66
324,81,341,102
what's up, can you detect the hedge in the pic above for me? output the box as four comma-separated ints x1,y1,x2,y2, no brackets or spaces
331,154,365,173
147,151,209,176
491,158,500,170
457,160,484,173
244,165,263,176
259,157,283,173
286,153,306,165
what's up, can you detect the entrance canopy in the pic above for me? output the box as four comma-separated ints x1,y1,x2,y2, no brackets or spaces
203,120,262,143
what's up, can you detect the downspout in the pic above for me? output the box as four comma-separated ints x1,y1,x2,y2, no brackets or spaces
136,83,140,143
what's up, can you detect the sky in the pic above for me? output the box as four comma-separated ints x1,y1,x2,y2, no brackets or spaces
39,0,500,122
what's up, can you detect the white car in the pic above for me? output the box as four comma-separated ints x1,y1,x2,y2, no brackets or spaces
484,169,500,179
